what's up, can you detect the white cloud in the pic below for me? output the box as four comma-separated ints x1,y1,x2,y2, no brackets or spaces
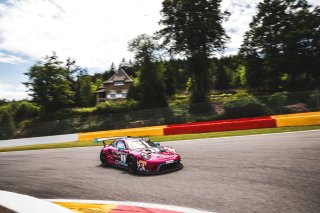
221,0,261,55
0,52,26,64
0,0,163,71
0,82,29,100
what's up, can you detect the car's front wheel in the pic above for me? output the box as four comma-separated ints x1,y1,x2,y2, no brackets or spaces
127,156,137,174
100,150,110,167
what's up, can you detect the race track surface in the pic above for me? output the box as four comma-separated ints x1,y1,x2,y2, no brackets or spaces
1,130,320,213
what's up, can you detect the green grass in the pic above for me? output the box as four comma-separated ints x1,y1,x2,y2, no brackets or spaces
1,125,319,152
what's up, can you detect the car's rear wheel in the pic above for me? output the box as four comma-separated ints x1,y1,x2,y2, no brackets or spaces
100,150,109,167
127,156,137,174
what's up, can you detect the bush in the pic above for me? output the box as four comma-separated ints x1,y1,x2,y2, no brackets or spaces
168,99,189,123
96,100,139,113
223,91,270,118
308,89,320,110
268,92,288,114
13,101,41,121
0,110,16,139
189,102,212,114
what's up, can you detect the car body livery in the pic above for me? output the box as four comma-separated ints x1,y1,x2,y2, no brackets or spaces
96,137,183,174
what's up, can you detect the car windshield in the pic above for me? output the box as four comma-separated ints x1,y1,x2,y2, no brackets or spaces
126,139,150,150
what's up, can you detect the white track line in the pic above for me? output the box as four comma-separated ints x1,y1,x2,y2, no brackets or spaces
47,199,215,213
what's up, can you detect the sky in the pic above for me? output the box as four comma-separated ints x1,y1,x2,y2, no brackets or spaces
0,0,319,100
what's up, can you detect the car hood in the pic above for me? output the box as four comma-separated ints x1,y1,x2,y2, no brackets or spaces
131,147,177,159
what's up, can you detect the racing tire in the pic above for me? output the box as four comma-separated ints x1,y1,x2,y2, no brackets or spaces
127,156,137,174
100,150,110,167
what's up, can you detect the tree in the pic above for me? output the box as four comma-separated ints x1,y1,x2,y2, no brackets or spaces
163,60,177,97
102,63,116,81
158,0,229,103
65,57,87,106
240,0,320,91
128,34,167,108
24,53,74,112
80,76,95,107
118,58,136,77
214,63,232,90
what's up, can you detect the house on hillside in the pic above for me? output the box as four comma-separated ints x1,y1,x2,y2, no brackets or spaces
96,69,134,104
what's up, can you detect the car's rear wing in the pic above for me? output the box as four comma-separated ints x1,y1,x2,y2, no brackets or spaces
94,136,129,147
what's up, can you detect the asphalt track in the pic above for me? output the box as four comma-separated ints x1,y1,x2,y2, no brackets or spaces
1,130,320,213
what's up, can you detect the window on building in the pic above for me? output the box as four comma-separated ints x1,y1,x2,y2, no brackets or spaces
122,89,128,98
109,90,116,99
114,81,124,86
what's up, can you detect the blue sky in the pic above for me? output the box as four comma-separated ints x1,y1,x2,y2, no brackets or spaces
0,0,319,100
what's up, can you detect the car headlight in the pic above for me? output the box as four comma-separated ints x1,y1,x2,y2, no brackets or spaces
141,153,151,160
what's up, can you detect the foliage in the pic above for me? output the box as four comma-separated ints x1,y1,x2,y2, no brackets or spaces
185,77,192,92
0,110,16,139
65,57,88,106
0,99,9,106
80,76,95,107
309,89,320,110
128,34,159,63
189,101,213,115
158,0,229,103
24,53,75,112
241,0,320,91
268,92,288,114
214,63,233,90
118,58,137,77
164,59,189,94
231,65,247,88
72,107,97,114
13,101,41,121
223,91,270,118
96,100,139,113
128,34,167,108
168,99,189,123
102,63,116,81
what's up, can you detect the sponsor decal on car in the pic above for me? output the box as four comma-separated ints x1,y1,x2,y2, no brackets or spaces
137,160,147,171
120,154,126,162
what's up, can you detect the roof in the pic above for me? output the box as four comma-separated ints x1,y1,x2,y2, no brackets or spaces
103,69,133,84
96,89,106,93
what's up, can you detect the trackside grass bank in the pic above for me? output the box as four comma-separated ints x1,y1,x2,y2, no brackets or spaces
0,125,320,152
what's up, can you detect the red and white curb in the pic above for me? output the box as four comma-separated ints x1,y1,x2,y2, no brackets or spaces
0,191,73,213
48,199,215,213
0,191,215,213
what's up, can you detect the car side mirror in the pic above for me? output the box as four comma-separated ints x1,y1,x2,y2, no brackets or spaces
118,147,125,151
155,142,160,147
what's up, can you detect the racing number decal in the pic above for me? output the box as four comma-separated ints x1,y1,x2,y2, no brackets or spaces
120,154,126,162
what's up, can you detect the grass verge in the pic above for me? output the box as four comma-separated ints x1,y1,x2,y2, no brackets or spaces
1,125,320,152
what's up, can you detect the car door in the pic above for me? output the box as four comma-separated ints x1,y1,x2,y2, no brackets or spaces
114,140,128,166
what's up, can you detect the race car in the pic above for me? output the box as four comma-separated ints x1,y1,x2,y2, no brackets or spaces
95,136,183,174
